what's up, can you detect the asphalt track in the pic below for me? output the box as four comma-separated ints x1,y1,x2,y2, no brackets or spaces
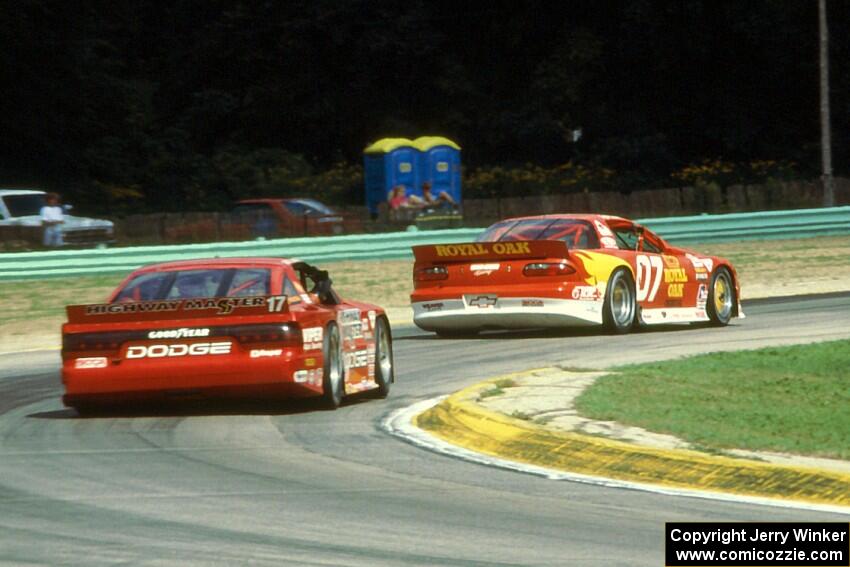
1,294,849,566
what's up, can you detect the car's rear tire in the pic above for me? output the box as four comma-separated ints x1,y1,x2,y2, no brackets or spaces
707,267,735,326
321,323,344,409
373,317,393,398
603,268,636,334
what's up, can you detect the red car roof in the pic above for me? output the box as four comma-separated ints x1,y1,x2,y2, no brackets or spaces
133,257,296,273
494,213,631,224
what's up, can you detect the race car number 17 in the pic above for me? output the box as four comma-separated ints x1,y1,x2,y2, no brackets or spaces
267,296,286,312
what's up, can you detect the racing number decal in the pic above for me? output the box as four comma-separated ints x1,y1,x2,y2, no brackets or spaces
635,255,664,302
267,296,286,313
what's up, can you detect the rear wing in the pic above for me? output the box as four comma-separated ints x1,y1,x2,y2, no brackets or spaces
412,240,569,264
65,295,288,325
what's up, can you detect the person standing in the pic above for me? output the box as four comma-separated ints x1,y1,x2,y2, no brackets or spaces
40,192,65,247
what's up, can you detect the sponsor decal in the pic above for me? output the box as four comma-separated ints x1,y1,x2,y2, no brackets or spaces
294,369,323,385
87,296,269,316
305,357,316,367
422,302,444,312
339,309,360,324
696,284,708,308
663,268,688,283
182,297,267,315
685,253,714,273
344,322,364,341
250,349,283,358
344,349,369,370
594,220,614,237
147,327,210,340
467,295,498,308
695,271,709,280
470,263,500,276
571,285,600,300
367,310,376,329
434,241,531,258
662,255,680,269
74,357,108,369
522,299,544,307
667,283,684,298
86,300,181,316
665,299,683,307
600,236,618,249
125,342,232,359
302,327,323,350
361,317,370,330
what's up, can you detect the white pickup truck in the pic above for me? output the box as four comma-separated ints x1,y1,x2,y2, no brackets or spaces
0,189,114,247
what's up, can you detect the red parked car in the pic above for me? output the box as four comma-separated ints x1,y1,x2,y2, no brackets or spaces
227,198,353,238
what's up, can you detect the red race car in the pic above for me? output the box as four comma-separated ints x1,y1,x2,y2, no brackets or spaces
62,258,393,413
411,214,743,336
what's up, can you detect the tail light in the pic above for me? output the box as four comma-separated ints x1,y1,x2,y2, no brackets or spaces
415,265,448,281
63,331,134,352
228,323,301,346
523,262,576,277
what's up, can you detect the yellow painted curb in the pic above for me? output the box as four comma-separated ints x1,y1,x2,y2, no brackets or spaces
414,368,850,506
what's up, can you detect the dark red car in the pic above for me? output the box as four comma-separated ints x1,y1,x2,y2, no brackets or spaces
228,198,354,238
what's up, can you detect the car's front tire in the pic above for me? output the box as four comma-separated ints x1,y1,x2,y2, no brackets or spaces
707,267,735,326
603,268,636,334
373,317,393,398
321,323,345,408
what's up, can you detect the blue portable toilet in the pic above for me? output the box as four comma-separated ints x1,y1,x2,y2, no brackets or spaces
414,136,462,205
363,136,461,215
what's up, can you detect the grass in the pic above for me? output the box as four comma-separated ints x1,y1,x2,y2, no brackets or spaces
0,235,848,343
574,340,850,460
479,387,505,400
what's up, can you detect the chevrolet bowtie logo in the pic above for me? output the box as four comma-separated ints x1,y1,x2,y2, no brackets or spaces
468,295,497,308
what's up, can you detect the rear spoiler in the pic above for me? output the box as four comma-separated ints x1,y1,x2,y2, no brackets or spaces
412,240,568,264
66,295,288,324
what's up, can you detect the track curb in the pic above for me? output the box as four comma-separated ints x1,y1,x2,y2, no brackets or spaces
413,368,850,507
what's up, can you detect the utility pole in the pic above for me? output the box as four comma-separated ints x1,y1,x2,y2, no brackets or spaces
819,0,835,207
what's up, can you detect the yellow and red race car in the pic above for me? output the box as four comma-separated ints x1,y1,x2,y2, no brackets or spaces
61,258,393,413
411,214,743,336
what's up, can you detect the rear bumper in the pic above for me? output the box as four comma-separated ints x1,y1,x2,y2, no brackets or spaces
62,348,324,406
63,381,318,408
412,296,604,332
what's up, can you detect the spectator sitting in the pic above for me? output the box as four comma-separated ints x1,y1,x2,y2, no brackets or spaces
388,185,423,220
421,182,456,209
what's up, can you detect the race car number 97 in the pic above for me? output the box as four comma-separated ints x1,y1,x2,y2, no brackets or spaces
635,255,663,302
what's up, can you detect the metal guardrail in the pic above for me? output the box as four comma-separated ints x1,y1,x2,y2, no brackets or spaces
0,229,483,280
637,206,850,243
1,206,848,280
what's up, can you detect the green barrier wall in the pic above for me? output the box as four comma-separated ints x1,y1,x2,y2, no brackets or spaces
1,206,848,280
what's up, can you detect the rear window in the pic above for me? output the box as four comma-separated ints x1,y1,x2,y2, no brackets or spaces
113,268,272,302
476,218,599,249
